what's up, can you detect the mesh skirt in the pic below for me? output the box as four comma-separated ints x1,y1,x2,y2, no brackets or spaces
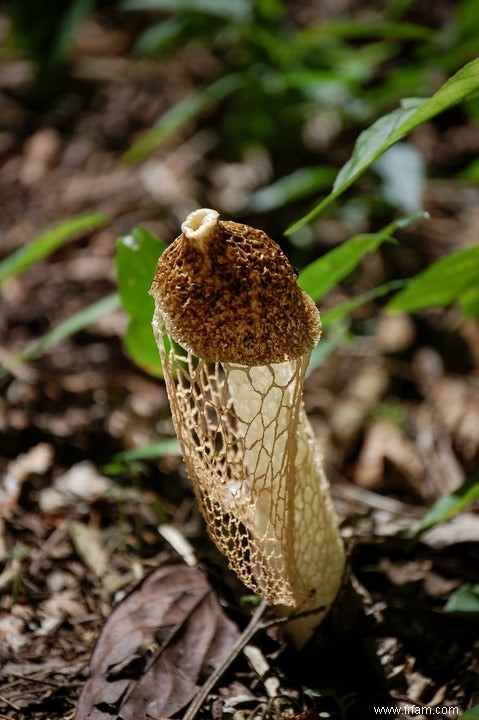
155,310,345,620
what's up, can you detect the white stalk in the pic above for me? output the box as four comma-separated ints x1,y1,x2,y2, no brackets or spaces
226,362,345,647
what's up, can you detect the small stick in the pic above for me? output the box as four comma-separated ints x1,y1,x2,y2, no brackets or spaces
182,599,269,720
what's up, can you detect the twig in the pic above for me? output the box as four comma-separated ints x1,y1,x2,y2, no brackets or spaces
182,599,269,720
0,695,20,711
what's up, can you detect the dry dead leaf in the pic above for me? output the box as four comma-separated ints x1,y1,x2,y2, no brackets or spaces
329,364,388,445
39,460,112,513
420,512,479,548
77,564,240,720
69,521,110,577
0,443,54,513
354,419,423,494
414,404,464,500
0,614,28,653
375,313,416,354
433,377,479,460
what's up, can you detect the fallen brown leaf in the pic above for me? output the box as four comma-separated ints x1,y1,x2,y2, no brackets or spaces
354,419,423,494
69,521,110,577
431,376,479,460
76,564,240,720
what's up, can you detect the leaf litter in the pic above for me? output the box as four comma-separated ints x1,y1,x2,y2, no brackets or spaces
76,564,240,720
1,4,479,720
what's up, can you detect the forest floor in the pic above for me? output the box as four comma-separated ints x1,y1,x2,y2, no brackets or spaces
1,7,479,720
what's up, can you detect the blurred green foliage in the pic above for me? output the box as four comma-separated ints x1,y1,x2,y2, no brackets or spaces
4,0,479,378
122,0,446,169
8,0,120,79
8,0,95,80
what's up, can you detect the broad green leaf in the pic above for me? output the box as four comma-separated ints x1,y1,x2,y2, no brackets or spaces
0,293,120,378
124,317,164,377
387,245,479,313
249,167,336,212
120,0,252,21
116,227,167,376
116,228,166,316
298,233,394,301
287,58,479,233
0,213,107,285
416,473,479,534
122,74,243,164
444,584,479,615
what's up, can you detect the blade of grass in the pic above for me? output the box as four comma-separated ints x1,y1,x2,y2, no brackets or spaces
122,74,243,164
415,473,479,535
0,213,107,285
321,279,407,329
298,233,394,301
120,0,252,21
0,293,120,378
249,167,336,212
114,438,181,461
298,212,426,302
306,320,350,376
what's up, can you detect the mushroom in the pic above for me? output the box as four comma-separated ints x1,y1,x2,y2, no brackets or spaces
150,208,345,647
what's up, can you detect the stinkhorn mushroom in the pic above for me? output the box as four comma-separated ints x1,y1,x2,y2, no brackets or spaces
150,208,345,647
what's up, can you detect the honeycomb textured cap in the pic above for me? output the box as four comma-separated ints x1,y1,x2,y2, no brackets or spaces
150,210,321,365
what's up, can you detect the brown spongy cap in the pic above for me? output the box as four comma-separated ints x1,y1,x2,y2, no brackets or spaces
150,208,321,366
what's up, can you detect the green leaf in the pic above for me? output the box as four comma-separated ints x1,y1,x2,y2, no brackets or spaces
461,705,479,719
320,280,407,330
0,213,107,285
287,58,479,233
0,293,121,378
52,0,94,67
298,233,394,302
306,321,350,377
387,245,479,313
309,19,433,41
124,317,164,377
249,167,336,212
113,438,181,462
133,17,186,56
120,0,252,21
298,212,426,302
122,74,243,164
416,473,479,534
115,227,167,376
444,584,479,615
